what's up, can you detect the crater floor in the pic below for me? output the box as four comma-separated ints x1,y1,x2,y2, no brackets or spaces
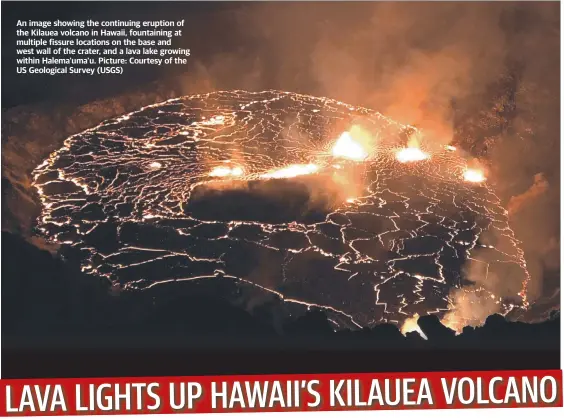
32,90,530,330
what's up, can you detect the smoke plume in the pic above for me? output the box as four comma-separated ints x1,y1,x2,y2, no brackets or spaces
175,2,559,324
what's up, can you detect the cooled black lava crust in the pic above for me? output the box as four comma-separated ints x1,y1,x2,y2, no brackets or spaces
32,90,530,329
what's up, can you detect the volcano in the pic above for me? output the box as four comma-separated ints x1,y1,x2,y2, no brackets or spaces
31,90,531,331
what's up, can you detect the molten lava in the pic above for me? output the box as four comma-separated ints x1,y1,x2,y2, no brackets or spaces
209,166,244,177
400,314,428,340
332,131,369,161
395,133,430,163
259,163,319,179
32,90,531,332
440,312,464,334
396,147,429,163
463,168,486,183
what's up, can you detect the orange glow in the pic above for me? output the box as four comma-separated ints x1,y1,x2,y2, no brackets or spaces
463,168,486,183
400,314,428,339
396,147,429,163
260,163,319,179
331,126,370,161
209,166,244,178
396,132,430,163
440,312,464,334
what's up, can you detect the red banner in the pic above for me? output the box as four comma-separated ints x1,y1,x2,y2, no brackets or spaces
1,370,561,416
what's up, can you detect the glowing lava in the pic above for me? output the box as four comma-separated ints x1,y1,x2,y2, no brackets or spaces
440,312,464,334
331,131,369,161
31,90,531,332
260,163,319,179
209,166,244,177
396,147,429,163
463,168,486,183
396,134,429,163
400,314,428,340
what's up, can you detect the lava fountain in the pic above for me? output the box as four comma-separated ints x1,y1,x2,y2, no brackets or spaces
331,126,370,161
463,168,486,183
395,133,430,163
400,314,428,340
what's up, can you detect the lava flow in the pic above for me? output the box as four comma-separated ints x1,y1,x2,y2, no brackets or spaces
260,163,319,179
400,314,428,340
209,165,244,177
31,90,531,331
